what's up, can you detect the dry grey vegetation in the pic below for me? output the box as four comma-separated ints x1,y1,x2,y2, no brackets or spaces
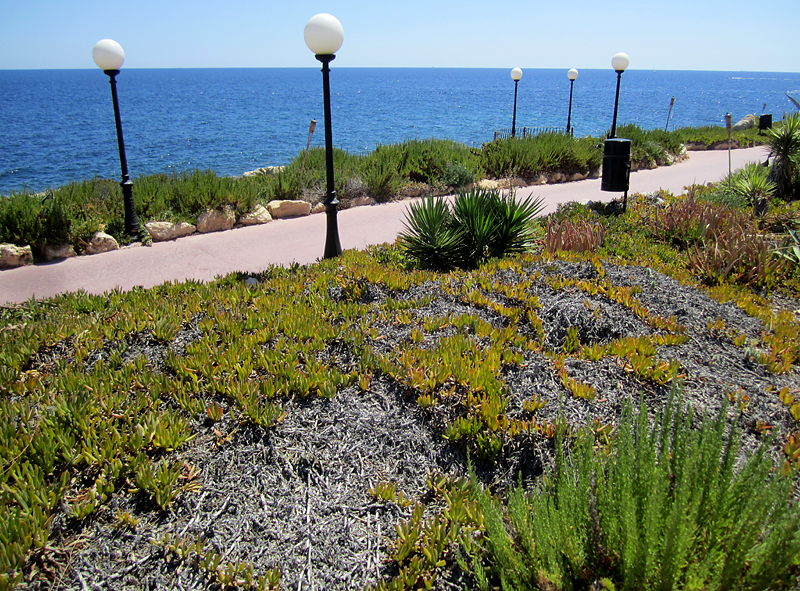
34,260,800,591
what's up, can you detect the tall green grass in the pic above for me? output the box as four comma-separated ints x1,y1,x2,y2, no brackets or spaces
470,393,800,591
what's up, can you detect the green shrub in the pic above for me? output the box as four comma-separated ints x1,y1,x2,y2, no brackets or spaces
672,125,766,149
469,393,800,591
0,192,69,251
361,158,401,202
482,133,601,179
441,162,475,188
267,168,302,202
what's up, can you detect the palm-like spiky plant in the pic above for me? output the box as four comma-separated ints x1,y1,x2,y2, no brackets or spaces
766,113,800,198
399,188,544,270
729,162,776,216
398,196,465,271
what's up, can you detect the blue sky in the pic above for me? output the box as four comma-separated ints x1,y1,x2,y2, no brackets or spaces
1,0,798,71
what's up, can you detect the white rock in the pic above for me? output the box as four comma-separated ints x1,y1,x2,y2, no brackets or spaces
0,243,33,268
197,207,235,233
733,114,758,131
350,196,376,207
478,179,499,190
243,166,285,177
238,205,272,226
267,200,311,219
43,244,76,261
146,221,197,242
84,232,119,255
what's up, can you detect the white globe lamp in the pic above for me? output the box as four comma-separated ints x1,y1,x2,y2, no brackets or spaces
304,14,344,55
92,39,125,71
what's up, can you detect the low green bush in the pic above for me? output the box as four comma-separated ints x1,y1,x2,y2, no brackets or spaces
482,133,602,179
0,192,70,254
672,124,767,149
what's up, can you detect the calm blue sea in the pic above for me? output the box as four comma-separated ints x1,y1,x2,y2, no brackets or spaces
1,68,799,194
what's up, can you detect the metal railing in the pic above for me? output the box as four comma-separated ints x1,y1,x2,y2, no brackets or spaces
493,126,563,140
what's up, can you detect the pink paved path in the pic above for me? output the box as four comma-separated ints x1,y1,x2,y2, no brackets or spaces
1,146,768,304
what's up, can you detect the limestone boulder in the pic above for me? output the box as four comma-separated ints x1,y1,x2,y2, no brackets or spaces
267,200,311,219
43,244,76,261
197,207,235,233
350,196,376,208
243,166,285,177
400,183,427,197
733,114,758,131
84,232,119,255
146,221,197,242
238,205,272,226
478,179,499,190
0,244,33,268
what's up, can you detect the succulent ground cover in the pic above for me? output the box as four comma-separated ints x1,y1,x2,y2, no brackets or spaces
2,189,800,590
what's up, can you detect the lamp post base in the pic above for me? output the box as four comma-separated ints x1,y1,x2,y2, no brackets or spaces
121,179,141,235
323,198,342,259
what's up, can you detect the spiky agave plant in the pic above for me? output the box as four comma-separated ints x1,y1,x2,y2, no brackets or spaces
729,162,776,216
398,196,466,271
485,189,544,256
774,228,800,268
766,112,800,198
452,189,499,266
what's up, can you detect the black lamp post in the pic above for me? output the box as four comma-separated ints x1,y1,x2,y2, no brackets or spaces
566,68,578,135
305,13,344,260
602,53,632,212
510,68,522,138
609,52,629,139
93,39,141,236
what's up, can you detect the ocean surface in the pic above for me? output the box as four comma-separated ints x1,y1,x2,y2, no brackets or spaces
1,68,799,194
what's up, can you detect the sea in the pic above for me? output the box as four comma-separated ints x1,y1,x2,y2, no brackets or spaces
1,68,799,194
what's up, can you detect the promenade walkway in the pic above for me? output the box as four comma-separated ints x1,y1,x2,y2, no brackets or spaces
1,146,768,305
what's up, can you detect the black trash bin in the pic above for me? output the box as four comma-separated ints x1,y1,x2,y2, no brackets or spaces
759,114,773,131
601,138,631,193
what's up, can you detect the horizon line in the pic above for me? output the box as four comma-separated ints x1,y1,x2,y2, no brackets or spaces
1,66,799,74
